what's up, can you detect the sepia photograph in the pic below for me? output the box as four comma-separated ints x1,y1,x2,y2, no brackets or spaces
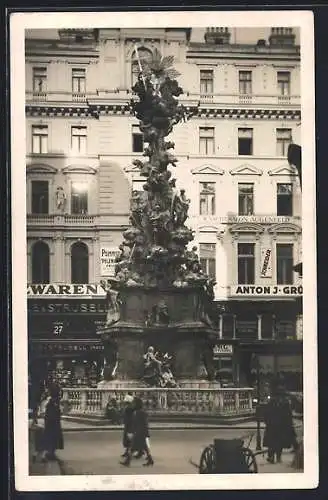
11,10,317,491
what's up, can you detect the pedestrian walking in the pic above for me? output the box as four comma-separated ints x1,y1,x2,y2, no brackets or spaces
120,396,154,467
263,384,296,464
42,383,64,462
121,393,135,460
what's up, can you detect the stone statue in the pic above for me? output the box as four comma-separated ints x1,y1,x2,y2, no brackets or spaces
55,186,66,211
143,346,162,386
105,287,121,326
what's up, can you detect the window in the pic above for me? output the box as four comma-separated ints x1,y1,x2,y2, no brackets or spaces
276,128,292,156
276,244,294,284
199,182,215,215
199,127,215,155
277,183,293,216
238,128,253,155
131,48,152,88
238,183,254,215
277,71,290,96
33,67,47,93
72,68,86,94
132,125,144,152
71,182,88,214
71,242,89,283
31,181,49,214
239,71,252,95
71,126,87,155
31,241,50,283
238,243,255,284
200,70,214,94
199,243,216,279
32,125,48,154
235,314,258,340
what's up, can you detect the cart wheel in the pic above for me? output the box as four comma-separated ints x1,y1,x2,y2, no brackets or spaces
199,445,215,474
242,448,258,473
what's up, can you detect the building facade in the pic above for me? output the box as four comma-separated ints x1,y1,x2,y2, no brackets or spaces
26,27,302,390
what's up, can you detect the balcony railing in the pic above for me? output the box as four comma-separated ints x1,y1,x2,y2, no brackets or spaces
61,387,254,417
27,214,95,226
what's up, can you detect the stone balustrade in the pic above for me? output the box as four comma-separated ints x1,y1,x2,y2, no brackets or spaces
61,387,254,417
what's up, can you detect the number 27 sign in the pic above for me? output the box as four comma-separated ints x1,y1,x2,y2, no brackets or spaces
53,322,64,335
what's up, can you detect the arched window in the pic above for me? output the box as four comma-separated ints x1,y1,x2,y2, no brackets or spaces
71,242,89,283
32,241,50,283
131,48,152,88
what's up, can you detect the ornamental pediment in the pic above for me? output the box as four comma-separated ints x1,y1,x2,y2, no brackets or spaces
268,223,302,234
62,165,97,175
192,164,224,175
268,164,298,176
199,225,219,232
229,164,263,176
26,163,58,174
230,223,264,234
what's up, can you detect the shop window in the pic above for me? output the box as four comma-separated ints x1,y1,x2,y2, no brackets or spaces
276,128,292,156
31,241,50,283
132,125,144,152
199,243,216,279
199,182,215,215
238,128,253,155
71,126,87,155
71,182,88,214
200,70,214,94
275,316,296,340
239,70,252,95
276,243,294,284
277,183,293,216
32,125,48,154
32,67,47,93
277,71,290,96
199,127,215,155
31,180,49,214
72,68,86,94
222,314,234,339
238,243,255,284
238,183,254,215
235,314,258,340
71,242,89,283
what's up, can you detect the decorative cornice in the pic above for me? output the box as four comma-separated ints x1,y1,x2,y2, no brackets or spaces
26,163,58,174
62,165,97,175
230,223,265,234
192,164,225,175
268,164,298,176
26,102,301,121
230,163,263,176
268,223,302,234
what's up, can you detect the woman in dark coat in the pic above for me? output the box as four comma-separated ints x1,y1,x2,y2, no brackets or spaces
121,397,154,467
43,384,64,461
121,393,135,458
263,385,296,464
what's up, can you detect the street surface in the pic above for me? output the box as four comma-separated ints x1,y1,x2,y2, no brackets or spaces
48,429,298,475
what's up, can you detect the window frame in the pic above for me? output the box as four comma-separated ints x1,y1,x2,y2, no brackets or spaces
199,181,216,215
238,183,254,216
238,70,252,95
31,180,49,214
199,243,216,280
237,242,255,284
31,125,48,154
32,67,47,93
277,71,291,96
72,68,86,94
238,128,253,156
277,182,293,216
70,181,88,215
276,128,292,157
199,127,215,155
71,241,89,284
200,69,214,95
71,126,87,155
276,243,294,285
31,240,50,284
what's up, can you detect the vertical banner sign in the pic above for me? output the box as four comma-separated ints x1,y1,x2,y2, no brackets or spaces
260,247,272,278
100,248,119,277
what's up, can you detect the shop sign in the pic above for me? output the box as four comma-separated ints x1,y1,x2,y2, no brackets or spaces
27,283,107,297
28,300,107,314
100,247,120,277
31,342,104,353
213,344,234,358
230,285,303,297
192,215,295,225
260,248,272,278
